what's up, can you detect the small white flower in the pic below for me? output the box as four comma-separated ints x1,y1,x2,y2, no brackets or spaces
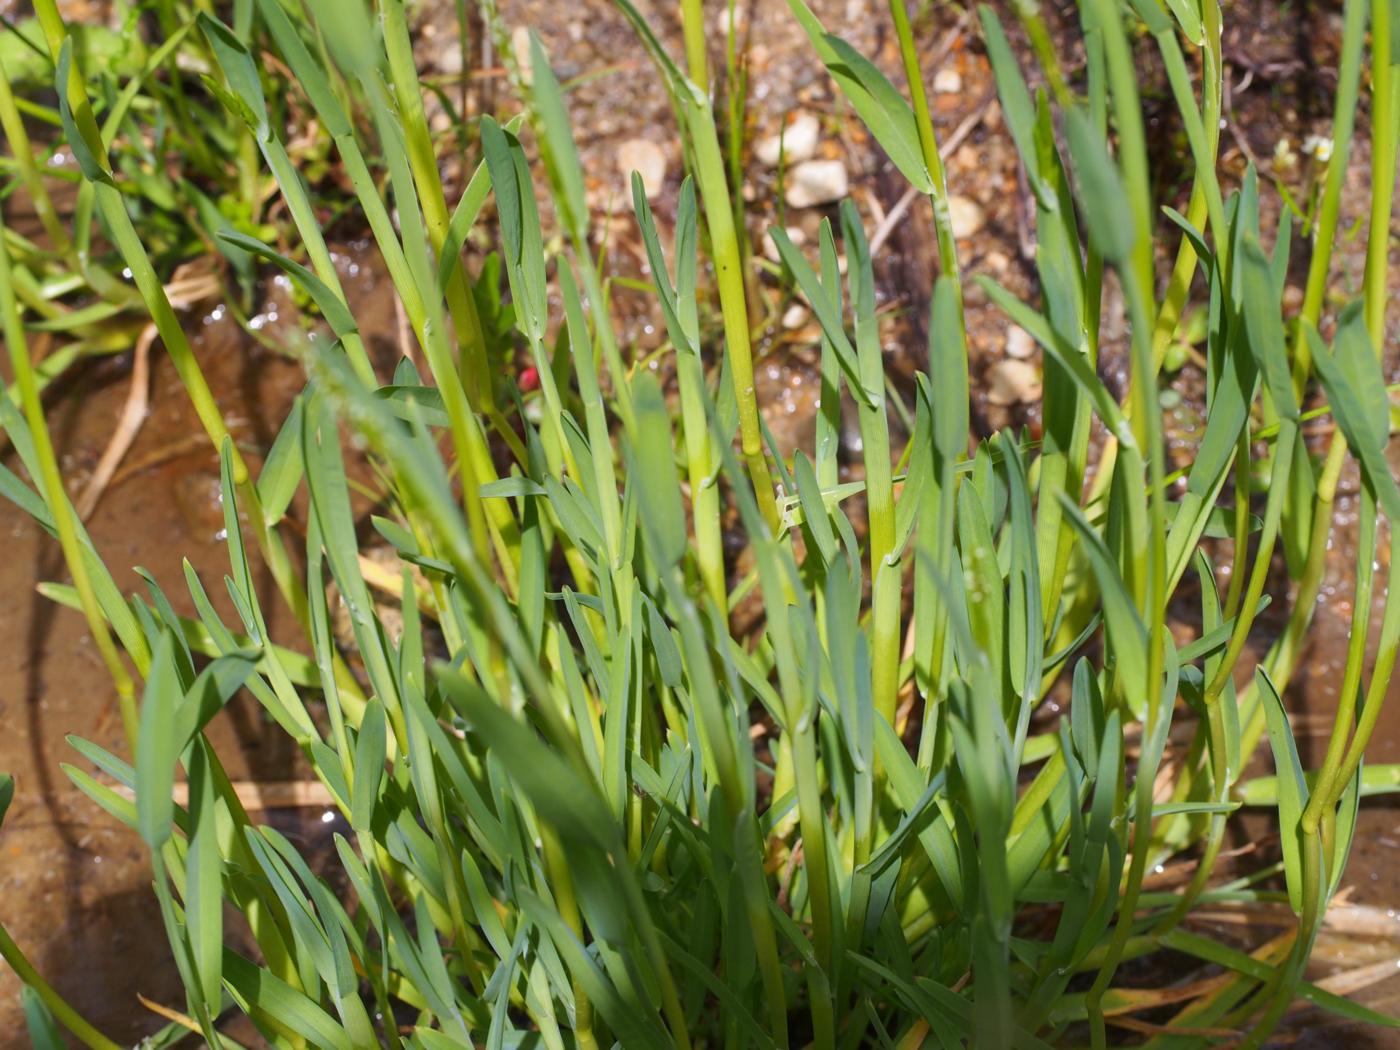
1273,137,1297,170
1302,134,1333,163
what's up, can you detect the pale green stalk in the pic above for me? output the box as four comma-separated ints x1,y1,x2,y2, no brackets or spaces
1330,553,1400,793
614,0,776,527
685,96,780,529
1287,0,1368,397
679,0,708,86
1231,0,1372,769
379,0,495,412
1299,0,1400,806
1363,0,1400,347
1310,0,1400,807
1012,0,1073,107
1229,3,1381,1042
1081,1,1168,1040
1150,0,1224,364
541,829,599,1050
846,209,900,732
560,265,623,565
1085,271,1169,1050
677,348,727,610
791,726,837,1048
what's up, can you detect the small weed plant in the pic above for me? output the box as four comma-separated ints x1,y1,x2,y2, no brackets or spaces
1,0,1399,1046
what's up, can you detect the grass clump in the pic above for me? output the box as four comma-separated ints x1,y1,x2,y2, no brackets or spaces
0,0,1398,1047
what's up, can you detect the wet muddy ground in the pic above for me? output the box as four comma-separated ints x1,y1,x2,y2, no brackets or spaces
1,0,1399,1044
0,245,397,1043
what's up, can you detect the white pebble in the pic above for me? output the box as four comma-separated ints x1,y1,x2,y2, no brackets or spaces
785,159,849,208
1005,325,1036,359
947,195,986,239
934,68,963,94
782,303,812,329
755,112,821,168
985,359,1042,406
619,139,668,199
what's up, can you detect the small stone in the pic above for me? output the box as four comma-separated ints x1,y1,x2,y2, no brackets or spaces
512,27,533,84
933,68,963,94
1005,325,1035,359
782,303,811,329
984,249,1010,275
947,195,986,239
755,111,821,168
985,359,1042,406
619,139,667,199
785,159,849,208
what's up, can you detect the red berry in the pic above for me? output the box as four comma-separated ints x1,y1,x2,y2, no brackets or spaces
519,366,539,392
